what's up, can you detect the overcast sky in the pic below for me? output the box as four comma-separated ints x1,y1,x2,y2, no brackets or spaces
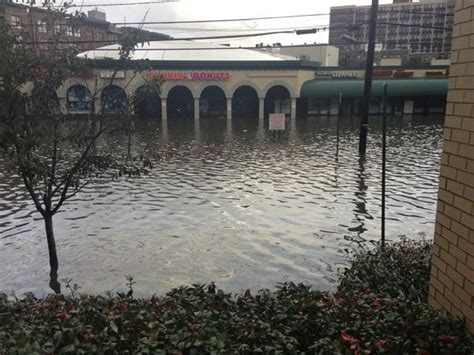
75,0,395,46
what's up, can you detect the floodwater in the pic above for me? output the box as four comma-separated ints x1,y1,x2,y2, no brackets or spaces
0,115,444,296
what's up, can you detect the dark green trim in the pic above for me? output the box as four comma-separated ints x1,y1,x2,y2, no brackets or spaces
87,59,321,71
301,78,448,98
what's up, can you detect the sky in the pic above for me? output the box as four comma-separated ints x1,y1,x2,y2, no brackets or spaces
74,0,395,46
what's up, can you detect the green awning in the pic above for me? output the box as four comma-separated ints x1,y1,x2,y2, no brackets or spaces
300,78,448,98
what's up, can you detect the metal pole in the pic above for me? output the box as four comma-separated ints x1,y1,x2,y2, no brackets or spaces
358,0,380,155
381,83,387,247
336,92,342,158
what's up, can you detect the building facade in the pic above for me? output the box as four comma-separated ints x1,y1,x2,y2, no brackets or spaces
0,3,169,51
54,40,449,120
329,0,455,66
428,0,474,333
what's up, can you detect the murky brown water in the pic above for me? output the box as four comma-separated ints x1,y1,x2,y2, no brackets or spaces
0,115,443,296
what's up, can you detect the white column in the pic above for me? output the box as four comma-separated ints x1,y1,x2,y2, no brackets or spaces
290,97,297,119
161,98,167,120
194,98,200,120
226,97,232,120
59,97,68,115
259,97,265,120
94,97,101,115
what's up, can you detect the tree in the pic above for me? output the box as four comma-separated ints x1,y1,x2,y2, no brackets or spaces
0,2,163,293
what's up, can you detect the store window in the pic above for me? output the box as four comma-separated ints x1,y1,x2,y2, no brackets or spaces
11,15,22,30
37,20,47,33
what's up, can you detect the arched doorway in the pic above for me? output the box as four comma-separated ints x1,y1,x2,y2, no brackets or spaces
134,86,161,119
232,86,259,118
200,86,226,118
101,85,128,113
264,85,290,117
167,86,194,119
67,85,92,114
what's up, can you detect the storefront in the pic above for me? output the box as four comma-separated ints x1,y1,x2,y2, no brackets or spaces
57,41,318,119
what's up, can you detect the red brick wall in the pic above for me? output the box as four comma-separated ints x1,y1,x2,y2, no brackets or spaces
3,4,112,50
429,0,474,333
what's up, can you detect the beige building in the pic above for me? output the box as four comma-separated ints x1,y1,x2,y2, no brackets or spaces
429,0,474,333
57,41,318,120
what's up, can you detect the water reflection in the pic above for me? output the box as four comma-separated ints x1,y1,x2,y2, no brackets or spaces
0,115,444,296
348,157,371,242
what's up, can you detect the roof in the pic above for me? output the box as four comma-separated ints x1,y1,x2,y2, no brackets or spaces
78,40,291,62
301,78,449,98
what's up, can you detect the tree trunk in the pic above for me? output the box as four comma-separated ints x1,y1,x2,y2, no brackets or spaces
44,213,61,294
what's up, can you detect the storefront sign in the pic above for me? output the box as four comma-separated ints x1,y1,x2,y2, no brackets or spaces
269,113,286,130
373,70,393,77
315,71,359,79
100,70,125,79
314,71,332,78
373,70,414,78
393,70,414,77
147,71,231,81
426,70,448,77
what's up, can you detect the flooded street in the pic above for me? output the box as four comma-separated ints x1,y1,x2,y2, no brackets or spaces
0,115,444,296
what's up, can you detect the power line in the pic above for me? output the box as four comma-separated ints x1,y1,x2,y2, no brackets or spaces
24,38,450,49
42,0,180,7
374,22,452,31
110,13,330,25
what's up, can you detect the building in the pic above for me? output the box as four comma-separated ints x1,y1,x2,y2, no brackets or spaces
329,0,455,66
253,44,339,67
428,0,474,333
53,40,450,120
58,41,319,119
0,3,169,51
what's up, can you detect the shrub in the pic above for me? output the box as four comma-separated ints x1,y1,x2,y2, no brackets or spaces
0,240,472,354
337,237,432,302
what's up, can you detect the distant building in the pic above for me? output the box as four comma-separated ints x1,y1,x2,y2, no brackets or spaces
329,0,455,66
0,3,170,51
253,44,339,67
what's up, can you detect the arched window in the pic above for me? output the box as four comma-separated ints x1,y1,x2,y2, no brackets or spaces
101,85,128,113
232,85,259,119
67,85,92,114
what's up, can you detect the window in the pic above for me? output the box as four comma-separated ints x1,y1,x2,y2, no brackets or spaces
87,31,93,40
37,20,47,33
11,15,22,30
54,24,61,34
66,26,73,36
74,28,81,37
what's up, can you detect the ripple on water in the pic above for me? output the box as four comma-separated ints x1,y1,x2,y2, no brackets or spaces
0,115,443,296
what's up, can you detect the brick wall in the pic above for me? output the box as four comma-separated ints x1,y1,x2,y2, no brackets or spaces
429,0,474,332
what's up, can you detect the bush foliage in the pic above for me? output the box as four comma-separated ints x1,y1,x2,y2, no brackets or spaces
338,238,432,302
0,240,472,354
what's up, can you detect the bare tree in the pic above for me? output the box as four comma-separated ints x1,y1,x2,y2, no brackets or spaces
0,2,163,293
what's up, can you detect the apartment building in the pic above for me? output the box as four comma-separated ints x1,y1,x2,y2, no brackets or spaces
1,3,170,51
329,0,455,66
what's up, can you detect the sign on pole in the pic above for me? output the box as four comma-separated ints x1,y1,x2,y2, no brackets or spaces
269,113,286,130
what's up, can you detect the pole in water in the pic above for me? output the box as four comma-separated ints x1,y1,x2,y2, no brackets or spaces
358,0,380,155
381,83,388,247
336,92,342,158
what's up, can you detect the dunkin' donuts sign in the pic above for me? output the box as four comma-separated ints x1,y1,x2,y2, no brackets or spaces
147,71,231,81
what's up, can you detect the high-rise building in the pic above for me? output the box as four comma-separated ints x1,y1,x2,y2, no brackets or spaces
329,0,455,66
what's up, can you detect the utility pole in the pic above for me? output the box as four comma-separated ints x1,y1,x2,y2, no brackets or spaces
358,0,379,155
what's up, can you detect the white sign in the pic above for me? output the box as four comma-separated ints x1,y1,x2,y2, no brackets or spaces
269,113,286,130
100,70,125,79
365,43,383,52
